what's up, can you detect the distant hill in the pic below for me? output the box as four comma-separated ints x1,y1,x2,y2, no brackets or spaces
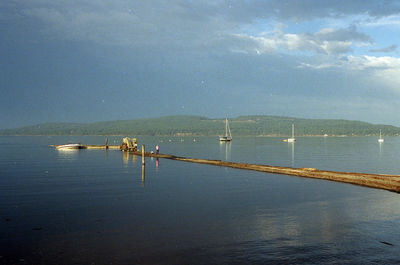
1,115,400,136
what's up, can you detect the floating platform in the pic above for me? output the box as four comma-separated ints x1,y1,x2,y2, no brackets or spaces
132,151,400,194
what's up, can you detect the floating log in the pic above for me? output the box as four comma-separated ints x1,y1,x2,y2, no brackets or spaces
84,145,120,150
50,145,120,150
50,143,400,193
131,151,400,193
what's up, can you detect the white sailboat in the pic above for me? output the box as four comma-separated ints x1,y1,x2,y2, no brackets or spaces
287,123,296,142
219,118,232,142
378,129,384,143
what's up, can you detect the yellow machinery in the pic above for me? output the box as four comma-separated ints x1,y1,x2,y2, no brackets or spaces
120,137,138,151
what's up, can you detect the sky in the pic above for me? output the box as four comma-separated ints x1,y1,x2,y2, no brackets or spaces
2,0,400,129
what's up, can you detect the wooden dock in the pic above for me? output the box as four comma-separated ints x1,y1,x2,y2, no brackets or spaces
132,151,400,193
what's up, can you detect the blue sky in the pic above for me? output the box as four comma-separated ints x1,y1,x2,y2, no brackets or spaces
2,0,400,128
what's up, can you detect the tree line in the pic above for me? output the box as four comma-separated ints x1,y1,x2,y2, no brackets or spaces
1,115,399,136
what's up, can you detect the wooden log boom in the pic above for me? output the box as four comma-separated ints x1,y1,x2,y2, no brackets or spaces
132,151,400,193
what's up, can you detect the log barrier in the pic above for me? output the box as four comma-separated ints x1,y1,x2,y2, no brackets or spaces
131,151,400,193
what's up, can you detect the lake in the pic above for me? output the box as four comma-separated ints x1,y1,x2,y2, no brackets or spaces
1,136,400,264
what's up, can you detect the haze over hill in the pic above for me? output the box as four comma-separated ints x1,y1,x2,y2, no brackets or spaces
1,115,399,136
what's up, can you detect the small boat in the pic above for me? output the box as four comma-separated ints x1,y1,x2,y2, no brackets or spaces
56,143,85,149
287,123,296,142
378,129,384,143
219,118,232,142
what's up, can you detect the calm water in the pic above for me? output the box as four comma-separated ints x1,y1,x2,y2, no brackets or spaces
1,136,400,264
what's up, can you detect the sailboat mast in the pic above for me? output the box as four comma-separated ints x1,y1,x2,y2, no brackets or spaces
292,123,294,138
378,129,384,143
227,119,231,139
225,118,228,137
219,118,232,142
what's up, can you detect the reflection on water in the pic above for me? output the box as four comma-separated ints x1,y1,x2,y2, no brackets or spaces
142,164,145,186
288,142,295,167
2,136,400,264
56,149,80,161
122,151,129,165
122,151,137,166
122,150,147,186
219,141,231,161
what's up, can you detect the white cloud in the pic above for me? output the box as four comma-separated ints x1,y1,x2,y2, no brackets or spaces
230,33,280,54
230,26,371,55
348,56,400,90
297,62,340,69
301,55,400,91
363,15,400,27
347,55,400,70
7,0,379,55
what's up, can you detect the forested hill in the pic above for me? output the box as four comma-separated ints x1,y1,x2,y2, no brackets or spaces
1,115,400,136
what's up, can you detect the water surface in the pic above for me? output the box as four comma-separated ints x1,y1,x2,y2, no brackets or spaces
1,136,400,264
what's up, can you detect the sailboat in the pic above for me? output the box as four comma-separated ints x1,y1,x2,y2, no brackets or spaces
287,123,296,142
219,118,232,142
378,129,384,143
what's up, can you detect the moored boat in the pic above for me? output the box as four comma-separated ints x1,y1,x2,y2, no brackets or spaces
56,143,85,149
378,129,384,143
286,123,296,142
219,118,232,142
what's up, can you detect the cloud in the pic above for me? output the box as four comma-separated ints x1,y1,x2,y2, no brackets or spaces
229,33,280,54
300,55,400,92
230,26,372,55
3,0,400,128
300,54,400,72
369,44,398,53
223,0,400,22
363,14,400,27
297,62,340,70
314,26,371,43
20,6,162,46
3,0,395,50
11,1,224,48
347,55,400,70
347,56,400,90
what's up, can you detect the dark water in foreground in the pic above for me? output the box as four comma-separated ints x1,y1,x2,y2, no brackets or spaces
1,136,400,264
